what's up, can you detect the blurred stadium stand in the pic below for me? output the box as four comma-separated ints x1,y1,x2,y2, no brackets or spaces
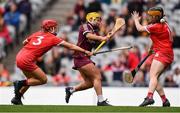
0,0,180,87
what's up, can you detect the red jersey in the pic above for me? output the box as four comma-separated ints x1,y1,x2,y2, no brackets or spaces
16,31,64,72
145,23,174,66
22,31,64,60
145,23,173,53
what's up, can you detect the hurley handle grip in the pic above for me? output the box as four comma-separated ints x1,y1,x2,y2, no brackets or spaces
93,32,112,53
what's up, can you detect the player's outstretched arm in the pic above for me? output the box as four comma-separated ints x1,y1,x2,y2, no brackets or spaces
60,41,93,56
86,33,108,42
131,11,146,32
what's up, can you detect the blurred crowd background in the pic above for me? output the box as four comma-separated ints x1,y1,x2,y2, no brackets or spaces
0,0,180,87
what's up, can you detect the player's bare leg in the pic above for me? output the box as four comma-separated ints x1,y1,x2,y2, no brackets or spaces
156,81,170,107
66,63,111,106
23,68,47,85
82,63,111,106
139,60,165,106
65,63,100,103
11,71,32,105
11,68,47,105
17,71,32,96
17,68,47,94
80,63,103,95
73,71,93,91
65,71,93,103
19,71,32,94
79,63,109,105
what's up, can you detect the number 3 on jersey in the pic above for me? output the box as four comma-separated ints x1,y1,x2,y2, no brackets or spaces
32,36,44,45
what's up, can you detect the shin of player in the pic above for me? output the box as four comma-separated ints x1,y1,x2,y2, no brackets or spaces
132,7,173,107
65,12,111,106
11,19,93,105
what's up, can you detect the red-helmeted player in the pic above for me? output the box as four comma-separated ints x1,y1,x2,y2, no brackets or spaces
11,19,93,105
132,7,173,107
65,12,111,106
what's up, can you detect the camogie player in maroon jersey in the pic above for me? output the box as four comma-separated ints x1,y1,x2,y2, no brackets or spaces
65,12,112,106
11,19,93,105
132,7,173,107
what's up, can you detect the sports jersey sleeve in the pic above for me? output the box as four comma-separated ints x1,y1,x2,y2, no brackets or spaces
82,24,92,36
52,36,64,46
26,35,33,42
27,32,39,40
145,24,157,34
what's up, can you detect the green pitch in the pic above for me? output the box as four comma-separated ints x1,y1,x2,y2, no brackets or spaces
0,105,180,113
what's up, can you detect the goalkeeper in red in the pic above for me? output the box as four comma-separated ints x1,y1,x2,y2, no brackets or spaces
11,19,93,105
132,7,173,107
65,12,111,106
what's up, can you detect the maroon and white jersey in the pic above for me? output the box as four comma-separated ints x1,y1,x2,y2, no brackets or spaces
73,23,100,58
73,23,100,69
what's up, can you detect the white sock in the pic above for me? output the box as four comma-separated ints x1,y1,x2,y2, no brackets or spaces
98,95,104,102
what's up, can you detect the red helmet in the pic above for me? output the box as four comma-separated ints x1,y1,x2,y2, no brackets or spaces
41,19,57,30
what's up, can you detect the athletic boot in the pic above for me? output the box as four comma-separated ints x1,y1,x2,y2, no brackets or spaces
97,99,112,106
139,97,155,107
11,96,23,105
163,99,170,107
65,87,73,103
13,81,23,96
11,81,24,105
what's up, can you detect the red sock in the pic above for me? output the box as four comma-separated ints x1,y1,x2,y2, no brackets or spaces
160,95,167,103
147,92,153,99
19,80,28,86
25,80,29,86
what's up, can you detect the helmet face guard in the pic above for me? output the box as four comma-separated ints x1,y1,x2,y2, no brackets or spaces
86,12,102,26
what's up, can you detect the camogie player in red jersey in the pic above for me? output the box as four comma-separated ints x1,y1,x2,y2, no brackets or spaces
11,19,93,105
132,7,173,107
65,12,111,106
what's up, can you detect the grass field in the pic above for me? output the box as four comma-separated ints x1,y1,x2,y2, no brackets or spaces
0,105,180,113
